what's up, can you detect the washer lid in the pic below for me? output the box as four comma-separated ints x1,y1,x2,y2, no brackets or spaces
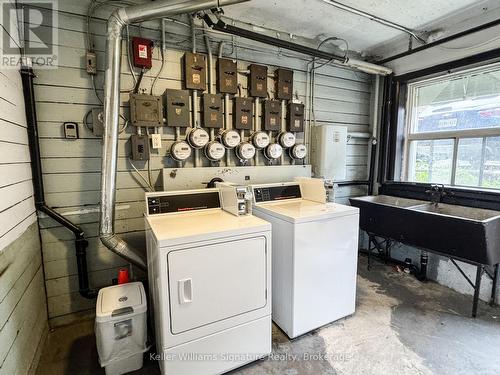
96,282,146,322
254,200,359,223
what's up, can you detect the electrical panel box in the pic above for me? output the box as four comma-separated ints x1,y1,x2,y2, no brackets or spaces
203,93,223,128
310,125,347,180
86,51,97,75
164,89,190,127
184,52,207,91
63,122,79,139
263,100,281,131
129,93,163,127
233,97,253,130
217,58,238,94
249,64,268,98
130,134,150,161
132,37,153,69
288,103,305,132
275,68,293,100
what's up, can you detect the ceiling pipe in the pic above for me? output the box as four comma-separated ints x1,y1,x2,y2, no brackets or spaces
100,0,250,270
322,0,427,44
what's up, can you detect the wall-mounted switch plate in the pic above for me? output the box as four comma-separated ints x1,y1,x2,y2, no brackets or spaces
151,133,162,149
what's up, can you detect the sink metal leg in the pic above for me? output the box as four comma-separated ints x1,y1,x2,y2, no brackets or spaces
472,265,484,318
490,264,499,306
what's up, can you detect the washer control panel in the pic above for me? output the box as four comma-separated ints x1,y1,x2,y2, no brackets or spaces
253,184,301,203
146,190,220,216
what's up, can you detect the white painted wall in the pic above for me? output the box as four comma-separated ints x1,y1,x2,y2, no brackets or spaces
0,1,48,374
31,0,374,322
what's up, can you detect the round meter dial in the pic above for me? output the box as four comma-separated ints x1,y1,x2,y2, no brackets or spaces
278,131,296,148
289,143,307,159
204,141,226,161
251,131,271,149
170,141,192,161
235,142,256,160
264,143,283,160
221,130,241,149
187,128,209,149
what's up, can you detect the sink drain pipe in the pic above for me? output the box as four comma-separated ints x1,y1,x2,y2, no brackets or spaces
99,0,250,268
21,65,97,299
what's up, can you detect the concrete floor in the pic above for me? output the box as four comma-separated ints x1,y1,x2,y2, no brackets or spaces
36,257,500,375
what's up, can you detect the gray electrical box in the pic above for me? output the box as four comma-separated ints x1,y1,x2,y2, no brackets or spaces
233,97,253,130
130,134,150,161
249,64,268,98
217,58,238,94
275,68,293,100
164,89,190,127
184,52,207,91
263,100,281,131
129,93,163,127
288,103,305,132
91,108,104,137
203,93,223,128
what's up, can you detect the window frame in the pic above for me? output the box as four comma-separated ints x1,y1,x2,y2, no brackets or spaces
401,62,500,189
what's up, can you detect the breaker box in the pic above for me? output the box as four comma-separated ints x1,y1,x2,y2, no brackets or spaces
130,134,150,161
129,93,163,127
233,97,253,130
217,58,238,94
164,89,190,127
310,125,347,180
249,64,268,98
263,100,281,131
203,93,223,128
132,37,153,69
288,103,305,132
275,68,293,100
184,52,207,91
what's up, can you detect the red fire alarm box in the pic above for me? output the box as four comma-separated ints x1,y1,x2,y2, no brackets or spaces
132,37,153,69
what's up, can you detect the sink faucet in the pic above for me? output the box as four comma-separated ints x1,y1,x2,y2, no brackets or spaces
425,184,448,207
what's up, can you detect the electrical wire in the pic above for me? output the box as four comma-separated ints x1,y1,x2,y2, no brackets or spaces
151,45,166,95
129,158,155,192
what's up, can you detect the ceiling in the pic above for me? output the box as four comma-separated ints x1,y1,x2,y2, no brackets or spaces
223,0,491,56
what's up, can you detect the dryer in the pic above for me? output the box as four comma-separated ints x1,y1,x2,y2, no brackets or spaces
251,179,359,339
145,188,272,375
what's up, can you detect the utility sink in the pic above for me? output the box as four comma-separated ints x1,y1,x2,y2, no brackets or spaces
350,195,500,265
353,195,426,208
410,203,500,222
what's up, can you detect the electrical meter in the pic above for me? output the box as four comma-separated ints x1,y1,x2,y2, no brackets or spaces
221,130,241,149
289,143,307,159
187,127,209,149
235,142,256,160
264,143,283,160
278,131,296,148
251,131,270,149
170,141,192,161
204,141,226,161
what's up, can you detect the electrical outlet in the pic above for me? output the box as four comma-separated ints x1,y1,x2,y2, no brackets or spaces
86,51,97,75
151,133,162,149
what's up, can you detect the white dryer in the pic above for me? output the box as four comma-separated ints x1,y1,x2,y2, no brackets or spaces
251,180,359,339
145,188,272,375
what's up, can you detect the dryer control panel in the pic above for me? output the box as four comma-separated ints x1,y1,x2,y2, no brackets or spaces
253,184,301,203
146,190,220,216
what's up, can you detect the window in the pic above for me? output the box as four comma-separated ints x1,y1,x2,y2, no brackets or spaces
403,62,500,190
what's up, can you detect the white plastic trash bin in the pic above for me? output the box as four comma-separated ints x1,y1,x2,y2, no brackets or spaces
95,282,148,375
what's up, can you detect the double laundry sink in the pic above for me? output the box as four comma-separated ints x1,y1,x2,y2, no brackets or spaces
350,195,500,265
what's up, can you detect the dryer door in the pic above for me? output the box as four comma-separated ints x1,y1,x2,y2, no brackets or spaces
168,236,267,334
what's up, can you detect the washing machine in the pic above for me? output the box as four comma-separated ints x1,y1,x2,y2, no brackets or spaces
145,188,272,375
251,179,359,339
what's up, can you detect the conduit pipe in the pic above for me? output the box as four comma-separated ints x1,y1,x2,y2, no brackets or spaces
100,0,249,270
